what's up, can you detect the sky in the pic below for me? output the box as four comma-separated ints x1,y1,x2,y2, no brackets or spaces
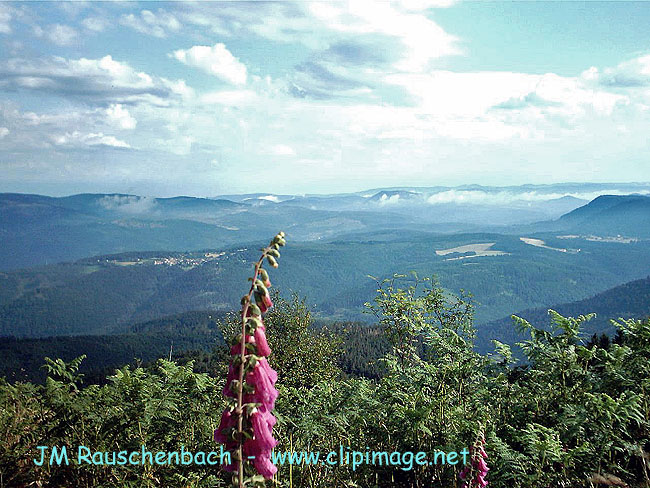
1,1,650,197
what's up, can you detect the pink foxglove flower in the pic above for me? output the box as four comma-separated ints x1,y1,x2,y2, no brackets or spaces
254,324,272,357
214,410,235,444
229,325,272,359
214,232,285,485
256,292,273,313
244,406,279,478
252,451,277,479
244,359,279,411
460,432,489,488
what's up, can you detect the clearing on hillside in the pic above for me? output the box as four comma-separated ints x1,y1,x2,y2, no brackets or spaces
435,243,509,261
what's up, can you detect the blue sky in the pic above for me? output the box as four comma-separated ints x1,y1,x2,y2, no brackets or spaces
1,1,650,197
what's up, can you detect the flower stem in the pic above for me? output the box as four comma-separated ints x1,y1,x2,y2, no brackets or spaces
236,249,269,488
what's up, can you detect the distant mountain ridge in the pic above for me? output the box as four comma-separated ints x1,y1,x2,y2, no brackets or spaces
556,194,650,237
478,276,650,352
1,184,649,271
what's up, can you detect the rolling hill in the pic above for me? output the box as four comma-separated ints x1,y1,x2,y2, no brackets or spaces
556,194,650,237
523,194,650,238
0,311,225,383
478,276,650,353
2,229,650,338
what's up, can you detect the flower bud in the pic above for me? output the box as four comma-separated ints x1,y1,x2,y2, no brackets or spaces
259,268,272,287
254,280,269,296
259,268,269,282
247,317,263,330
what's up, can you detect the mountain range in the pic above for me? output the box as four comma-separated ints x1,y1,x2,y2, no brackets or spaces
2,183,649,271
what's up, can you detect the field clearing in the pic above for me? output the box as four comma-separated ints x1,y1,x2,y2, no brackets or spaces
557,235,638,244
436,243,509,261
520,237,573,253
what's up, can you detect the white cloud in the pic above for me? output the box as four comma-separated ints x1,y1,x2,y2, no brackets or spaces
583,54,650,87
0,55,181,105
0,3,13,34
200,89,257,106
172,2,459,101
376,69,631,141
53,131,131,149
378,193,400,205
258,195,280,202
153,134,195,156
522,73,627,116
270,144,296,156
426,189,650,206
48,24,78,46
55,2,91,17
120,9,181,38
106,104,137,130
173,0,459,104
0,127,9,138
0,102,141,152
401,0,457,9
172,43,248,85
34,24,78,46
99,195,156,213
163,79,195,100
82,17,109,32
178,2,458,72
308,1,460,73
387,71,538,116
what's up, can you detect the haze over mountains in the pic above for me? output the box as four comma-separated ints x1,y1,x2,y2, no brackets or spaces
2,182,650,271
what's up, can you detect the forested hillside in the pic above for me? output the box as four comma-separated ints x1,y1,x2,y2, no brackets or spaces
557,194,650,237
3,231,650,338
0,311,225,383
479,276,650,352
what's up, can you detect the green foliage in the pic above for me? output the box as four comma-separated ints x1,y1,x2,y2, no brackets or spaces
1,280,649,487
264,294,343,390
0,358,227,487
220,293,343,390
488,312,650,487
